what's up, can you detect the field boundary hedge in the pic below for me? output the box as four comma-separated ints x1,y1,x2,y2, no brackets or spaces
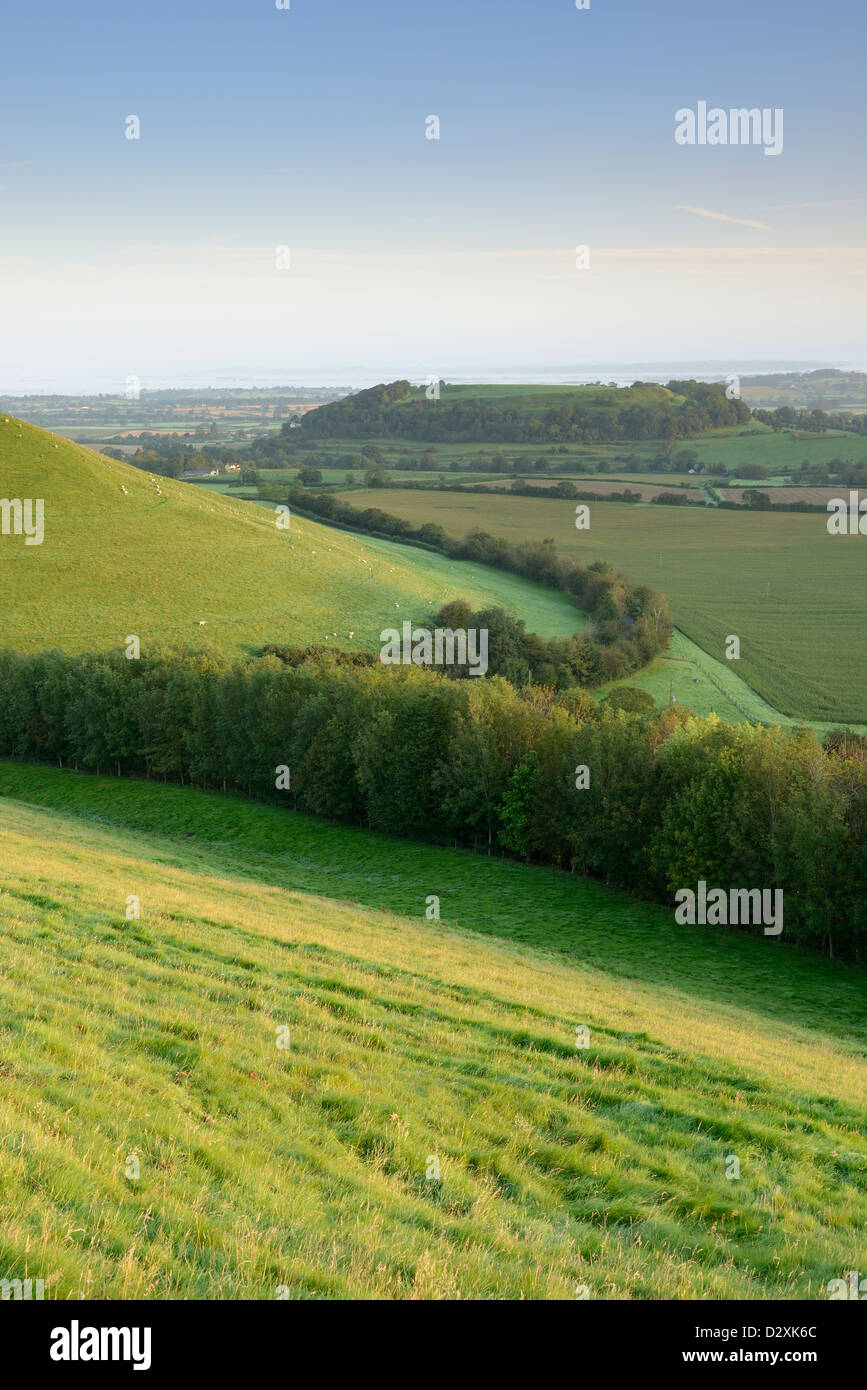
0,647,863,963
268,485,673,689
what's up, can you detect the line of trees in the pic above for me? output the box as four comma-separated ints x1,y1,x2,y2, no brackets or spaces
358,477,654,503
753,406,867,437
274,487,672,683
0,646,863,962
265,593,650,691
717,495,828,513
390,477,836,515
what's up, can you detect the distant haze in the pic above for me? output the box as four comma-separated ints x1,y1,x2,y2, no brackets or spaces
0,362,853,398
2,0,864,394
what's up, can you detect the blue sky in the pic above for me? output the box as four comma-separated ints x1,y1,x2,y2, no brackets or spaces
1,0,864,388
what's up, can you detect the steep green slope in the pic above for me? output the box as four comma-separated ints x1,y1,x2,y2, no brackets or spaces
0,417,580,655
0,766,864,1300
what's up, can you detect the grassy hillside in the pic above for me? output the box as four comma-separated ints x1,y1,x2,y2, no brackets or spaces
0,416,583,654
397,381,682,414
0,764,865,1300
318,380,685,422
342,488,867,724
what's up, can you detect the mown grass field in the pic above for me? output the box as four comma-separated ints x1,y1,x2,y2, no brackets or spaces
0,763,865,1300
343,488,867,724
0,417,584,654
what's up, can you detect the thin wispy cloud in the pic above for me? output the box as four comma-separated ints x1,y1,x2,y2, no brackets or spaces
676,205,771,231
0,160,45,169
759,197,866,212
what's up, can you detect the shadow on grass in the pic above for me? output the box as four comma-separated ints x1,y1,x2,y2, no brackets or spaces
1,760,864,1048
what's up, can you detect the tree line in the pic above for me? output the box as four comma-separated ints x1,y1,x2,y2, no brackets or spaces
355,476,700,506
274,486,672,684
753,407,867,437
0,646,863,963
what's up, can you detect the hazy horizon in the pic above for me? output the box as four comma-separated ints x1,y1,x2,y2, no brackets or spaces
2,0,864,392
1,359,860,399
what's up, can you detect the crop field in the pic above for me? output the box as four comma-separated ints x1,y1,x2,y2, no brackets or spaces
298,435,643,471
291,420,867,480
689,428,867,473
342,487,867,724
0,763,864,1300
0,418,584,655
595,631,867,734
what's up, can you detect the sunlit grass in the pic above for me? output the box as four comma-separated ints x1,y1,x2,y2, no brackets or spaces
0,417,581,657
0,767,864,1300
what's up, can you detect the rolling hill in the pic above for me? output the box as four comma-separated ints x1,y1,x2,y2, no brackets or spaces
0,416,582,655
0,762,865,1300
295,378,749,445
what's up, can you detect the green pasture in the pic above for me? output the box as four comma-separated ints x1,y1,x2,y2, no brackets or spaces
0,764,864,1299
